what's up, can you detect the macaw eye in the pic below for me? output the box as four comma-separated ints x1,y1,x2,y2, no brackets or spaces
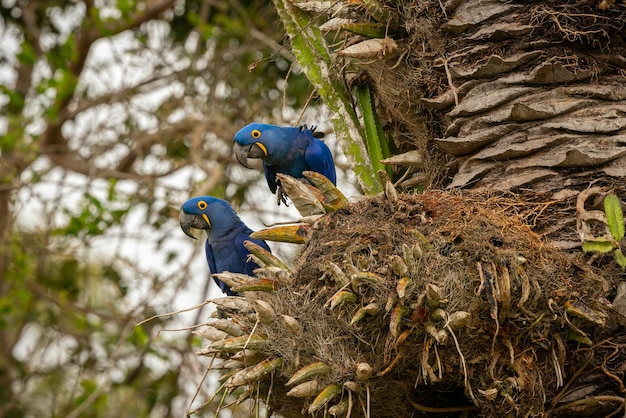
251,129,261,139
197,200,208,210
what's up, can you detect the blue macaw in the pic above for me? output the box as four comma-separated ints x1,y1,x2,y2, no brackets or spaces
179,196,271,296
232,123,336,203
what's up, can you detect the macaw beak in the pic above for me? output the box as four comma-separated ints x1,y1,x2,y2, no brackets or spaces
233,142,268,168
179,211,211,239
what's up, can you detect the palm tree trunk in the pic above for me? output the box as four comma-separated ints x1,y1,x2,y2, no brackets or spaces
193,2,626,417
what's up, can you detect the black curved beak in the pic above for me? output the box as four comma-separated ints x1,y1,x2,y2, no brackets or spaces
179,211,210,239
233,142,267,168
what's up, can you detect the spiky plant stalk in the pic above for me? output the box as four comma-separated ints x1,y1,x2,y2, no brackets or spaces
272,0,382,194
355,84,392,177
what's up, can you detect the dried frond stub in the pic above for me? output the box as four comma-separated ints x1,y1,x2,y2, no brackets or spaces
223,357,282,387
350,271,384,288
281,314,302,334
328,399,349,416
409,229,433,250
211,297,251,313
355,362,373,380
321,262,351,287
243,357,284,383
426,283,443,309
252,299,277,324
231,277,279,293
231,349,265,364
390,255,408,277
286,379,320,398
308,383,342,414
286,361,333,387
243,240,291,271
209,334,267,353
319,17,355,32
205,318,244,337
224,366,256,387
378,169,396,203
276,173,325,216
214,359,245,370
303,170,349,212
328,290,358,309
337,37,398,60
564,300,607,326
292,1,343,15
385,292,397,313
389,304,410,338
385,177,398,205
429,308,447,322
192,326,229,342
212,272,279,292
424,322,448,344
397,276,411,299
212,272,257,290
448,311,471,330
381,150,424,167
350,302,380,325
249,224,311,244
254,266,293,285
343,380,361,393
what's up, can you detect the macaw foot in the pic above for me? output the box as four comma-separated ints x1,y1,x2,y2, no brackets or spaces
276,184,291,207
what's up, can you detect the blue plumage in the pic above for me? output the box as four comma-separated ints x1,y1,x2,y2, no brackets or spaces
233,123,336,201
179,196,270,296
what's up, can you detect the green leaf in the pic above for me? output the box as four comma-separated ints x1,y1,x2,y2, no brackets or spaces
355,84,391,177
129,325,150,347
614,249,626,270
116,0,134,17
16,41,37,65
604,194,625,241
582,238,615,253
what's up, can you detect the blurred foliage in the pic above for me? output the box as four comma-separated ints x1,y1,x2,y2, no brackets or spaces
0,232,162,417
0,0,321,416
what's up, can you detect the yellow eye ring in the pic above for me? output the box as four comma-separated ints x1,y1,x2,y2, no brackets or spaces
198,200,208,210
251,129,261,139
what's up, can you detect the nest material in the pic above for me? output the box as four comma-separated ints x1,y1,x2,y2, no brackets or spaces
196,190,625,417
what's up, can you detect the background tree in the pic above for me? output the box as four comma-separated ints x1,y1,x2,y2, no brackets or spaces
0,0,331,416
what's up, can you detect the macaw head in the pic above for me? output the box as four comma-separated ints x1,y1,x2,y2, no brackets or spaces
179,196,239,239
232,123,276,168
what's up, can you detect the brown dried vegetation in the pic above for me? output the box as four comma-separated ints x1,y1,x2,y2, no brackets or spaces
197,190,625,417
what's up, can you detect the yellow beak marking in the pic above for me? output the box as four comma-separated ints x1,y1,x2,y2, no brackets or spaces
202,213,211,228
255,142,268,156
